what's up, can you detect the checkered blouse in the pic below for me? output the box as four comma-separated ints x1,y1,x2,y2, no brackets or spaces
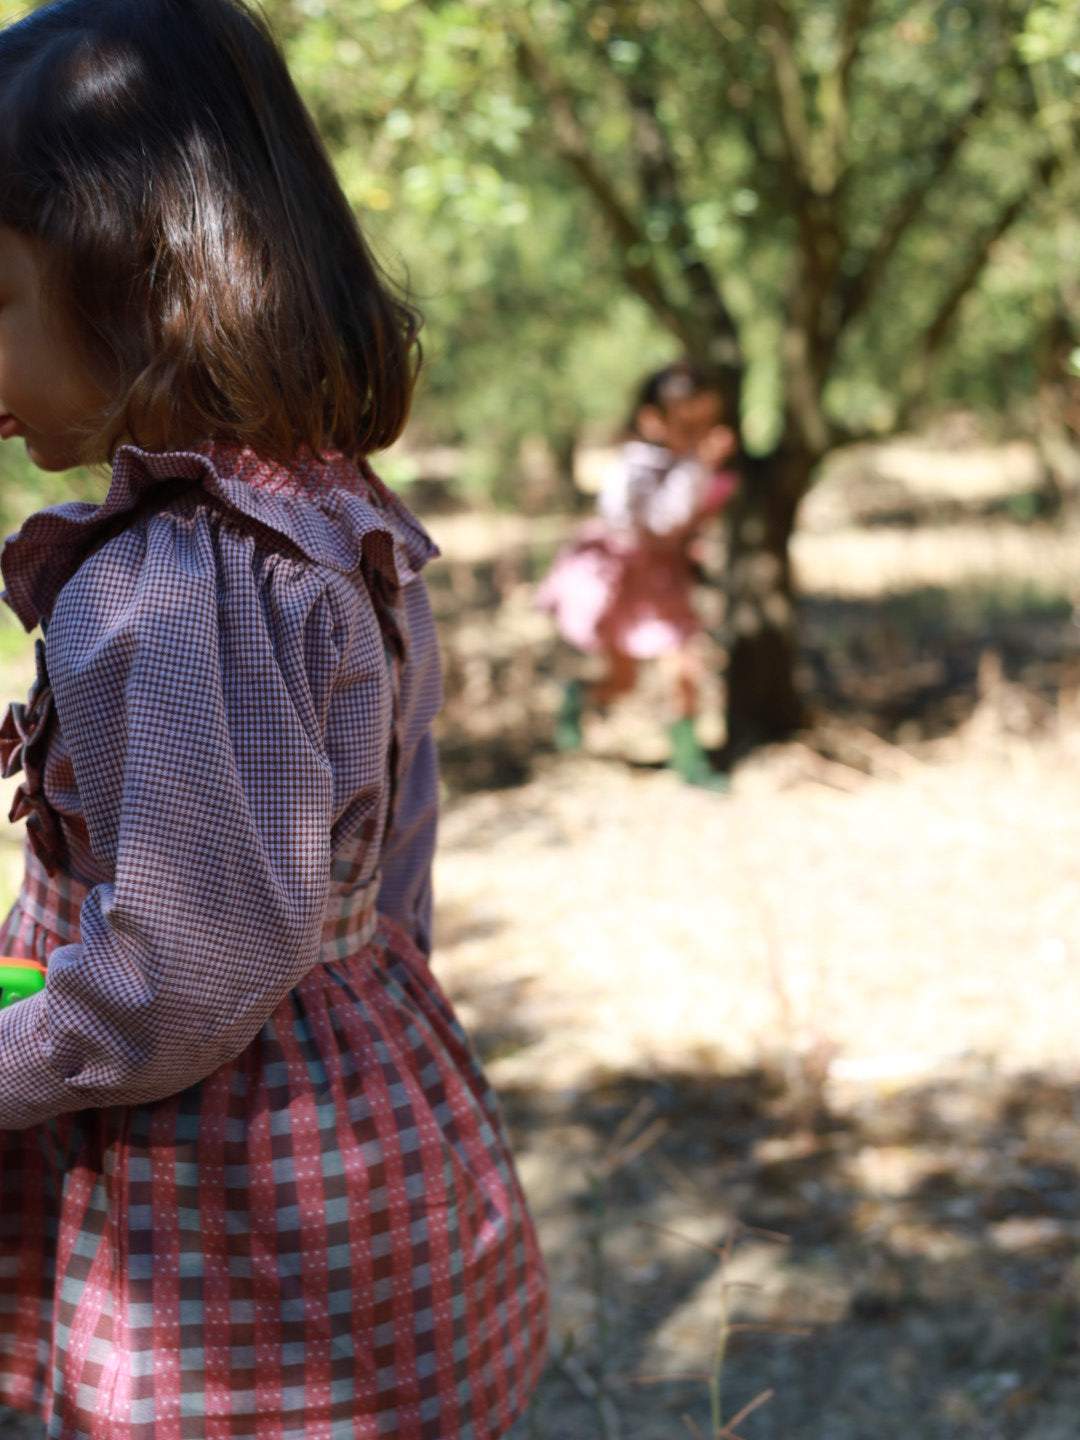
0,442,441,1127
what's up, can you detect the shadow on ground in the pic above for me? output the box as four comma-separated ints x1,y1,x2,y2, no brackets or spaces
426,531,1080,794
799,585,1075,746
494,1052,1080,1440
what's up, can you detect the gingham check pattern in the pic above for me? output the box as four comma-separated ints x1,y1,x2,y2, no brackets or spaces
0,445,548,1438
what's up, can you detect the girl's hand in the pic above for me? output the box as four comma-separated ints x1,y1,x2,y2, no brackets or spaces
698,424,737,469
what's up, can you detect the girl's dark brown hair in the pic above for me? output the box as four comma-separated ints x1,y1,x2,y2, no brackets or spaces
628,359,721,437
0,0,422,461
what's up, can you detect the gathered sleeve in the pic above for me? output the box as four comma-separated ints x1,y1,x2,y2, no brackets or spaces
375,575,442,955
631,458,712,537
0,506,390,1129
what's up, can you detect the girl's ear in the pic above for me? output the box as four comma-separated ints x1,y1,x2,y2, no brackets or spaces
636,405,667,443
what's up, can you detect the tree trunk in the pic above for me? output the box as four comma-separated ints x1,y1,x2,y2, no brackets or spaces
722,446,815,756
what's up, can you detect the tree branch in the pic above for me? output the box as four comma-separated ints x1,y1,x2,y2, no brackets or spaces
608,2,743,409
760,0,814,190
818,0,874,189
685,0,744,45
513,35,693,349
832,32,1026,349
683,0,773,173
836,0,874,97
831,90,993,354
896,148,1058,424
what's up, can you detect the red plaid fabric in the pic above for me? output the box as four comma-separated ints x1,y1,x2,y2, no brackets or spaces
0,445,548,1438
0,842,89,959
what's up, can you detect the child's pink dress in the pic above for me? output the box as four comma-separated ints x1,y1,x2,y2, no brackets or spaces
536,441,736,657
0,443,547,1440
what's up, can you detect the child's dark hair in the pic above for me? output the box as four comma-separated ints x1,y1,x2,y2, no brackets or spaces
628,358,720,435
0,0,421,461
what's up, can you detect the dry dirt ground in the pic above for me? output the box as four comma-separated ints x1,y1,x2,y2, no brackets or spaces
3,430,1080,1438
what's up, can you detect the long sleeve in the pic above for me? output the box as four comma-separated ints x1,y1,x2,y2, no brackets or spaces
376,575,442,955
0,502,390,1129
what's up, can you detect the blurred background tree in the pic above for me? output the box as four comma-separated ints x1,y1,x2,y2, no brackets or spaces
261,0,1080,750
0,0,1077,750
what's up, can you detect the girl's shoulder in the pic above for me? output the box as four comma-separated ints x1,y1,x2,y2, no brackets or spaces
1,443,439,633
619,440,676,477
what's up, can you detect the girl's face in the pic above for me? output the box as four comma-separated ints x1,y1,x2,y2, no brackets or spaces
0,225,110,471
637,391,723,457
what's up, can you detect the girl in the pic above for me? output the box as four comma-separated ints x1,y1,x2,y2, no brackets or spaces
0,3,547,1438
536,361,737,787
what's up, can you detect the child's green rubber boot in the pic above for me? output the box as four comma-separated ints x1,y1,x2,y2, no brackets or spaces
667,717,729,791
554,680,585,752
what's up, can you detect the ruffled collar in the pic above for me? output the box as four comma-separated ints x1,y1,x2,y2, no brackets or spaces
1,441,438,631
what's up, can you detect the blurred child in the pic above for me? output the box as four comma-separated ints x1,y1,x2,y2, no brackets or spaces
0,2,547,1436
536,359,738,786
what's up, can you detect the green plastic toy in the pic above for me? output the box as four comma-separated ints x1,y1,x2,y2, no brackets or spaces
0,958,46,1009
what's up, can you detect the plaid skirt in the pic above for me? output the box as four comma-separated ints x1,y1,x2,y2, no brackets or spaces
0,856,548,1439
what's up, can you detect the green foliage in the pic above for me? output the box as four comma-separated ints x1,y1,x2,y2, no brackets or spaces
0,0,1074,520
0,448,103,548
1017,0,1080,126
271,0,682,485
260,0,1080,483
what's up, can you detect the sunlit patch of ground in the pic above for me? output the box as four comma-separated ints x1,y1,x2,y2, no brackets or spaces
435,739,1080,1091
